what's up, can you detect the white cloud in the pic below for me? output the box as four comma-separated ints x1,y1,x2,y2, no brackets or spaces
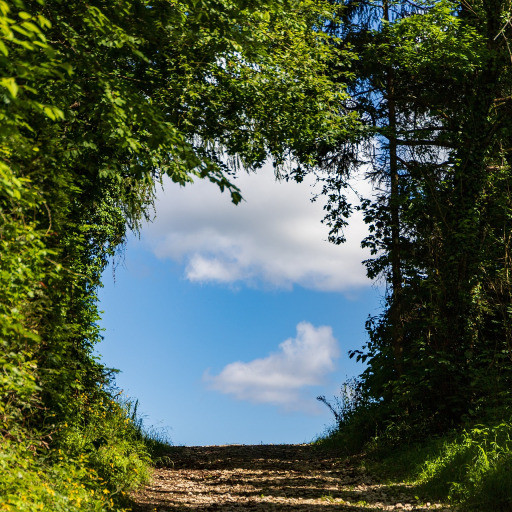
204,322,340,411
144,164,372,292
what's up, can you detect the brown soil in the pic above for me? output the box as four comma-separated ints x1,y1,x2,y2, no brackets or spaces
130,444,452,511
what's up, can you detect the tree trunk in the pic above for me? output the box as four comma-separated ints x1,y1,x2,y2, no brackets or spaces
384,0,404,375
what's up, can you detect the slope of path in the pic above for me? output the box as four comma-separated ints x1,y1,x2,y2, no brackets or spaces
131,444,452,512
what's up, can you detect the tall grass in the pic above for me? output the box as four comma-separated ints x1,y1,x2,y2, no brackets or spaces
316,386,512,511
0,392,168,511
419,422,512,510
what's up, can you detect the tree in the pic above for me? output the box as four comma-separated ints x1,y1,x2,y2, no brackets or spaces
1,0,355,438
319,0,512,432
2,0,359,506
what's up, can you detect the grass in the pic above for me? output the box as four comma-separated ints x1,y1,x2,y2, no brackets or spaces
0,393,172,511
418,422,512,510
317,419,512,511
0,437,129,512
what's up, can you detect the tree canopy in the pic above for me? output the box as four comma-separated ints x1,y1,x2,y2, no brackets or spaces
0,1,352,509
317,0,512,437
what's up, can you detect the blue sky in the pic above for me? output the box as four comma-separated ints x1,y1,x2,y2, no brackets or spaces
97,165,382,446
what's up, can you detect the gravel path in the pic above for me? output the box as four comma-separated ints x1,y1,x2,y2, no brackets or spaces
131,444,452,511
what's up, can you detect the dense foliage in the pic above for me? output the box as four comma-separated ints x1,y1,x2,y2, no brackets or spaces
317,0,512,508
320,0,512,432
3,0,512,508
0,0,349,509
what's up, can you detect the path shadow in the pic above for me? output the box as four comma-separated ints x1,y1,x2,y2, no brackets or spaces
155,444,343,471
130,445,438,512
132,500,386,511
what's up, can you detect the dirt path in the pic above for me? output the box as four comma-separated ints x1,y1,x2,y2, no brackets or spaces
131,444,451,511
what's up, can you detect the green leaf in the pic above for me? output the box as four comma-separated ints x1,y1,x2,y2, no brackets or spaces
1,77,18,98
42,105,64,120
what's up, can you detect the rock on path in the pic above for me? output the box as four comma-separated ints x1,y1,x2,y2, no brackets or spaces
131,444,451,511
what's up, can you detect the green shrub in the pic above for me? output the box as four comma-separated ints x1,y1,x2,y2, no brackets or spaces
0,438,120,512
56,392,151,495
315,379,389,454
1,392,153,511
420,421,512,509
